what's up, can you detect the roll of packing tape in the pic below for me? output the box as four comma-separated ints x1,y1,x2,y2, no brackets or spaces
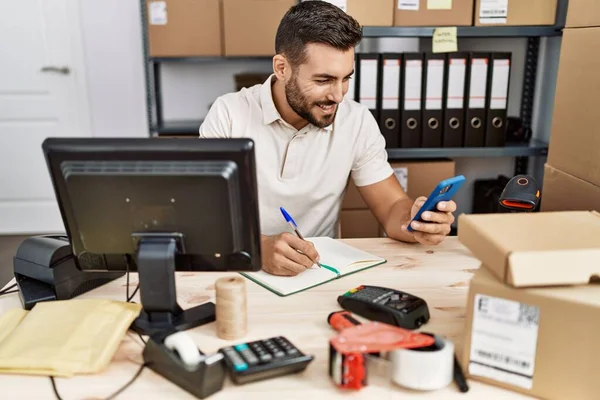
215,276,247,340
390,334,454,391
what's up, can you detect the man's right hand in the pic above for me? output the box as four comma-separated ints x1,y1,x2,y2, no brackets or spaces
260,233,320,276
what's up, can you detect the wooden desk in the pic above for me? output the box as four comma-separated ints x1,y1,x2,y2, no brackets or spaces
0,237,533,399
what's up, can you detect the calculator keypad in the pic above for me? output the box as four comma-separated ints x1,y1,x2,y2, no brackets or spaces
219,336,313,384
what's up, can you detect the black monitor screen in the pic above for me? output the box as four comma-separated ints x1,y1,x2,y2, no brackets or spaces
42,138,262,273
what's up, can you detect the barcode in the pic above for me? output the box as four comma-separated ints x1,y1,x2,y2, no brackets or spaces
518,304,540,327
481,9,506,15
476,350,530,369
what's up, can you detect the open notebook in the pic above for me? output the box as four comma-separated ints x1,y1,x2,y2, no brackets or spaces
240,237,386,296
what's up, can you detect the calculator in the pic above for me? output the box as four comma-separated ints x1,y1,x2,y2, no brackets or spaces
219,336,314,384
337,285,430,330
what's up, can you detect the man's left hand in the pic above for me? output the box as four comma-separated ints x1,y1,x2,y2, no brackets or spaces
401,197,457,245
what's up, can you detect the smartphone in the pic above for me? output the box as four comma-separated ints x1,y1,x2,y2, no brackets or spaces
407,175,466,232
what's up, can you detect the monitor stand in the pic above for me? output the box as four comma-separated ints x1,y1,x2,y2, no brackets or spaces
131,236,216,336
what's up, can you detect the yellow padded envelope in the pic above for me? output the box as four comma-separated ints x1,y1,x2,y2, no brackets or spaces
0,299,141,377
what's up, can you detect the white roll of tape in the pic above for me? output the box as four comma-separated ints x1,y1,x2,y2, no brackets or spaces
390,334,454,391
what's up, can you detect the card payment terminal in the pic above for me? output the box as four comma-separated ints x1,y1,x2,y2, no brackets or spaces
337,285,430,330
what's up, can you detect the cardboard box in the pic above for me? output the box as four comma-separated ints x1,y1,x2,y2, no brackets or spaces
462,266,600,400
394,0,473,27
342,160,456,209
541,164,600,212
223,0,295,56
565,0,600,28
474,0,557,26
146,0,222,57
339,210,382,238
547,27,600,187
347,0,394,27
458,211,600,287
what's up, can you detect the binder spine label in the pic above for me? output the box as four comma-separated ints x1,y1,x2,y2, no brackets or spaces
447,58,466,109
404,60,422,111
382,59,401,110
425,59,444,110
469,58,488,109
490,59,510,109
359,59,378,110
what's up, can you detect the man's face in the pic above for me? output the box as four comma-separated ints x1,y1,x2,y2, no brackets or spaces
284,43,355,129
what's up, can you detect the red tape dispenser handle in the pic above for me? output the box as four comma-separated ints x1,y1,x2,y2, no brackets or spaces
327,311,435,391
328,310,361,332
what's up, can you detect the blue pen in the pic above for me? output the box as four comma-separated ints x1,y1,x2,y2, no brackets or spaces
279,207,340,276
280,207,306,240
279,207,322,269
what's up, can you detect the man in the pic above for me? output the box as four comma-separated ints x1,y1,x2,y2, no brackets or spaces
199,1,457,276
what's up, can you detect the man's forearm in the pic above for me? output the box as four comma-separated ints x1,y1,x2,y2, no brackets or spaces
382,197,417,243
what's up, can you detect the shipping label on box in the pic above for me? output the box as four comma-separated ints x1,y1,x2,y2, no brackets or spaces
469,294,540,390
398,0,420,11
478,0,508,24
148,1,168,25
322,0,348,12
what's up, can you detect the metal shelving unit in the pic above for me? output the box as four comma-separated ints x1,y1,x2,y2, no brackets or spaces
362,25,563,38
140,0,566,170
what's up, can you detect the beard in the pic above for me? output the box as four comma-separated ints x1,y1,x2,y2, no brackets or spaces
285,76,338,129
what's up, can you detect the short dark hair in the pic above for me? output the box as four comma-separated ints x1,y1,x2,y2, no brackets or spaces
275,1,362,66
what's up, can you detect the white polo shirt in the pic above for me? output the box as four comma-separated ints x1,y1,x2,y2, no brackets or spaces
199,75,393,238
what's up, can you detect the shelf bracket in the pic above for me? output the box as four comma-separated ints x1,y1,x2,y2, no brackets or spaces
515,37,540,176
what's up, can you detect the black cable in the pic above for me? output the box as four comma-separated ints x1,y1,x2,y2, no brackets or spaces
124,255,140,303
0,283,17,296
50,377,64,400
49,363,149,400
124,255,131,302
127,284,140,303
104,362,148,400
137,331,147,345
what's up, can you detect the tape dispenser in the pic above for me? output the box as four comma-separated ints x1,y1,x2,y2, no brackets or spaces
327,310,435,390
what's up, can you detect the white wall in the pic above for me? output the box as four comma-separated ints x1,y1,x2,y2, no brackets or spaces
79,0,148,138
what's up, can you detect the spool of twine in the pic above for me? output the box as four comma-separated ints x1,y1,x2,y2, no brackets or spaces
215,276,247,340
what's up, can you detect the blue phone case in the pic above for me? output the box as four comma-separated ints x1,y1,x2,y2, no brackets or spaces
407,175,466,232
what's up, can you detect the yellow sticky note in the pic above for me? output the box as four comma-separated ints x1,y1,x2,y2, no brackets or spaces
432,27,458,53
428,0,452,9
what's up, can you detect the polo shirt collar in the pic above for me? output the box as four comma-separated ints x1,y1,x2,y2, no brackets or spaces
259,74,333,132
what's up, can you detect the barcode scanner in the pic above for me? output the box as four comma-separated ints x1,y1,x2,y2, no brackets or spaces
498,175,540,212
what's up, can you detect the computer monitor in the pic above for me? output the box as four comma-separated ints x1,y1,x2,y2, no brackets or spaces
42,137,262,335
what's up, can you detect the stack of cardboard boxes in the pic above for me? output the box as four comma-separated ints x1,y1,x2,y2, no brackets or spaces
146,0,560,58
339,160,455,238
541,1,600,212
458,211,600,399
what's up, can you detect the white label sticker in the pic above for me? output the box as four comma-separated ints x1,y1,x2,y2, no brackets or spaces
398,0,420,11
425,59,444,110
469,294,540,390
490,59,510,110
359,59,378,110
468,58,488,109
322,0,347,12
148,1,167,25
404,60,422,111
394,167,408,193
479,0,508,24
382,59,401,110
447,58,466,109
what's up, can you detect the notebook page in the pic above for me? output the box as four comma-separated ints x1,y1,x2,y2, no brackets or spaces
308,237,385,273
242,267,334,296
